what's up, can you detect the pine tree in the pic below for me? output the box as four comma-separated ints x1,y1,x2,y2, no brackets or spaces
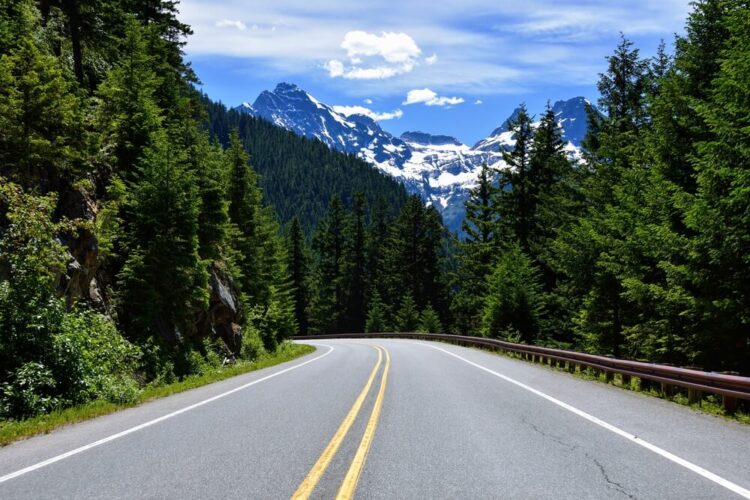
417,306,443,334
0,36,84,188
286,217,309,336
118,133,208,341
462,163,497,245
482,246,543,343
365,291,388,333
343,193,367,332
97,18,162,178
387,196,446,316
453,164,499,335
687,4,750,373
226,129,263,302
189,133,229,262
496,104,534,251
309,195,347,333
395,294,419,332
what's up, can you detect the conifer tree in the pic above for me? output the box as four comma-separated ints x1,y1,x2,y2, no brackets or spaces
387,196,446,316
0,36,84,187
343,193,367,332
310,195,347,333
687,4,750,372
395,294,419,332
97,18,162,178
286,217,309,336
365,291,388,333
118,134,207,341
496,104,534,251
418,306,443,334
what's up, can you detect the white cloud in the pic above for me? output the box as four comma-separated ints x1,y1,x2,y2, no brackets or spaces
364,98,373,104
425,53,438,65
474,99,483,104
326,31,424,80
215,19,246,30
342,31,421,63
332,105,404,121
324,59,345,77
403,88,465,106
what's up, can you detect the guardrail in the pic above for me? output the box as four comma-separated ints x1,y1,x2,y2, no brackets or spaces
293,332,750,413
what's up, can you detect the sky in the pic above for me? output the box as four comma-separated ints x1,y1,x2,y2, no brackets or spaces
180,0,692,145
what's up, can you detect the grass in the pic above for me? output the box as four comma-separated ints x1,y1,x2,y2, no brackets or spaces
0,342,315,447
454,341,750,425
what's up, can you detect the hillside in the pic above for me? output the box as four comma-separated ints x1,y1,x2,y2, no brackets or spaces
202,97,409,231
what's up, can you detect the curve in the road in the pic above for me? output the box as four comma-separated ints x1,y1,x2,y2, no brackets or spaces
408,341,750,499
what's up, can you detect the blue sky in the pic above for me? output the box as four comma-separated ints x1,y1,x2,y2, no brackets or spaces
180,0,692,145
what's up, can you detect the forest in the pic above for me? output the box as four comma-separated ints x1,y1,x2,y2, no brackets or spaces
0,0,748,424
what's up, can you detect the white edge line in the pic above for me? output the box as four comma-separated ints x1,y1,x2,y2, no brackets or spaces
0,343,334,485
405,340,750,499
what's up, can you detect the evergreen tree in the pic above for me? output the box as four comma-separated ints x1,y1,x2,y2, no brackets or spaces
387,196,446,315
286,217,309,336
482,246,543,343
395,294,419,332
226,129,263,302
343,193,367,332
189,133,229,262
310,195,347,333
687,4,750,372
496,104,534,251
418,306,443,334
97,18,162,178
0,35,84,188
365,291,388,333
118,134,207,342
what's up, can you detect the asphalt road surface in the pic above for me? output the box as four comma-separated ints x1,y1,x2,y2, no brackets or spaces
1,339,748,499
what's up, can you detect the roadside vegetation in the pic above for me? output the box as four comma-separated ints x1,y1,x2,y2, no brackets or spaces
0,343,314,446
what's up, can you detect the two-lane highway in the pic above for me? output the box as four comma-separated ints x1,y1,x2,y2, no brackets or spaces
0,339,748,499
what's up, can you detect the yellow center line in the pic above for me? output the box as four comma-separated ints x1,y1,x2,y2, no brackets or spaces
292,345,383,500
336,346,391,500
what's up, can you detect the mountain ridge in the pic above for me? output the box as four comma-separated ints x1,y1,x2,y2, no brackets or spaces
236,83,591,233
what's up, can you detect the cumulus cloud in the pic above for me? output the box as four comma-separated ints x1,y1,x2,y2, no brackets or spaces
215,19,246,30
332,105,404,121
403,88,465,107
326,31,429,80
425,53,438,65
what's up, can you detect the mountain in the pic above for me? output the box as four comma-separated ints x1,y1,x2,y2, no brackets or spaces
237,84,591,233
203,96,409,233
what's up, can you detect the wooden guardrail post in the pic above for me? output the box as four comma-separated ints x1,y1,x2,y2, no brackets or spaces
688,388,702,404
723,396,737,414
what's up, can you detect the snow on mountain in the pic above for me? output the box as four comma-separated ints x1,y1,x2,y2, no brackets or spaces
236,83,590,234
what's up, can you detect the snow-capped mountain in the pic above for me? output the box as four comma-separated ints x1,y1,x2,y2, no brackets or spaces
236,83,590,233
239,83,412,169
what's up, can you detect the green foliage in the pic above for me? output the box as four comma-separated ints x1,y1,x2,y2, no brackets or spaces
395,294,420,332
117,134,208,340
0,181,140,419
365,292,389,333
417,306,443,334
0,35,85,186
481,246,543,343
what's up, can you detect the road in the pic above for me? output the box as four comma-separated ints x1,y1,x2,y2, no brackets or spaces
0,339,748,499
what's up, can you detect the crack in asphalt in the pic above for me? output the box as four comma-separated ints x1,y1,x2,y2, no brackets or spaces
520,416,637,500
588,455,638,500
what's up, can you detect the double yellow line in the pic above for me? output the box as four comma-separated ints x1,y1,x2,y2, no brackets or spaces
292,345,390,500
